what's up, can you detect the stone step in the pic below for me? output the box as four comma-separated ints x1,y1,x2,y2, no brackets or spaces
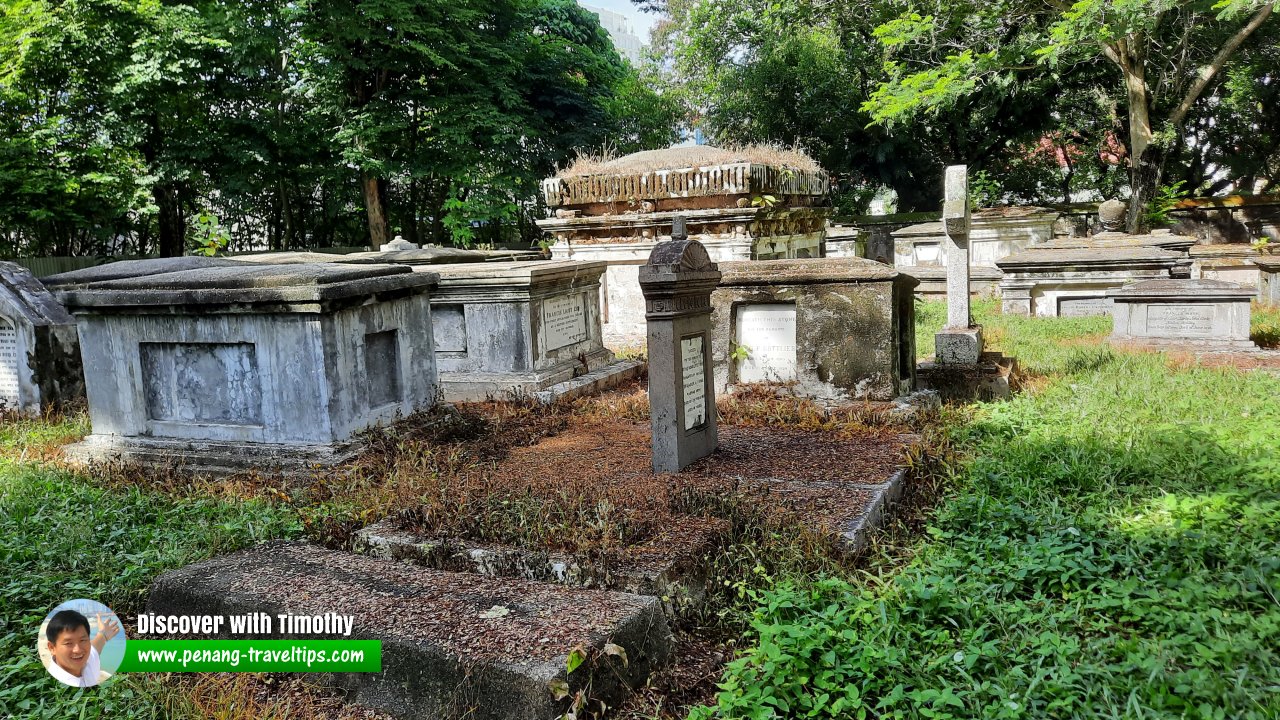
353,515,726,617
145,542,672,720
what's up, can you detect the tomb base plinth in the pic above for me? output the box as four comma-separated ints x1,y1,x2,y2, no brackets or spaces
438,346,617,402
63,435,360,478
934,326,984,365
916,352,1015,401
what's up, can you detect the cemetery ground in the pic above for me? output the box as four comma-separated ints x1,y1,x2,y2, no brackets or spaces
2,301,1280,719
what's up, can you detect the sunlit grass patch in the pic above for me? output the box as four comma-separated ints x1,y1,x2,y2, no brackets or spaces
703,302,1280,719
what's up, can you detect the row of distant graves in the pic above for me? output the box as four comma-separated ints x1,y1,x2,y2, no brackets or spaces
0,164,1273,454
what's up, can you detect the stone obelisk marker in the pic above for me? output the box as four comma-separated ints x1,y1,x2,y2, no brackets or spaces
638,217,721,473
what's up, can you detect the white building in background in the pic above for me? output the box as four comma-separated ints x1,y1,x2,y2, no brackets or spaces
578,3,645,64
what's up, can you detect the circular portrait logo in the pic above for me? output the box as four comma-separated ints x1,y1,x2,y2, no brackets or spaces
38,599,125,688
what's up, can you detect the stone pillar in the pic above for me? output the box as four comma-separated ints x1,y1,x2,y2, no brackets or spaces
639,217,721,473
999,279,1036,317
943,165,972,329
935,165,984,364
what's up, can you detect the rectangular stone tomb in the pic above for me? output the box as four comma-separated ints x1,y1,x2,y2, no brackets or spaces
891,208,1060,269
426,260,636,402
1107,278,1256,350
0,261,83,415
1190,244,1260,287
52,259,440,475
997,247,1192,317
146,542,672,720
711,258,918,402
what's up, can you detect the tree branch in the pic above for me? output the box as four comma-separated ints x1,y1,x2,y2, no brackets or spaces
1169,2,1274,127
1100,41,1124,70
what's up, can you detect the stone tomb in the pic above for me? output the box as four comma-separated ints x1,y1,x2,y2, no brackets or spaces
426,260,639,402
892,206,1059,270
0,261,83,414
710,258,917,402
53,260,439,475
1108,278,1257,351
1258,256,1280,305
898,265,1003,301
147,542,671,720
997,246,1192,317
1190,244,1261,287
537,145,831,346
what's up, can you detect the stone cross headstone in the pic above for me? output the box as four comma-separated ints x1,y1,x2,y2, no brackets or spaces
942,165,972,329
639,216,721,473
935,165,984,365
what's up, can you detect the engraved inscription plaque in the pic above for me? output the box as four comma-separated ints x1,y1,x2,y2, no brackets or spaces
364,330,401,407
141,342,263,425
735,304,797,383
1057,296,1112,317
1147,304,1215,336
681,335,706,430
432,304,467,353
0,317,19,408
543,293,588,351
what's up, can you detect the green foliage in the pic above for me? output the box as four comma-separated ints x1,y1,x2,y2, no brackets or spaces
187,211,229,257
0,461,302,718
968,170,1003,208
695,304,1280,719
1143,179,1188,228
730,344,751,362
860,0,1279,214
0,0,676,255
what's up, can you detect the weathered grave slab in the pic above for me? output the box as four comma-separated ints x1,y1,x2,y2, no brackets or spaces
1108,278,1257,351
0,261,83,414
55,261,439,475
710,257,917,401
355,515,726,617
147,542,672,720
40,256,247,288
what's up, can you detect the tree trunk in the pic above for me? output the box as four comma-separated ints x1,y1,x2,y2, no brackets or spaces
1127,146,1163,233
1121,48,1156,234
361,172,389,249
154,183,185,258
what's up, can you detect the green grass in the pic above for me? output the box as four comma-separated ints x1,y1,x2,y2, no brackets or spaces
0,451,301,718
697,301,1280,719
